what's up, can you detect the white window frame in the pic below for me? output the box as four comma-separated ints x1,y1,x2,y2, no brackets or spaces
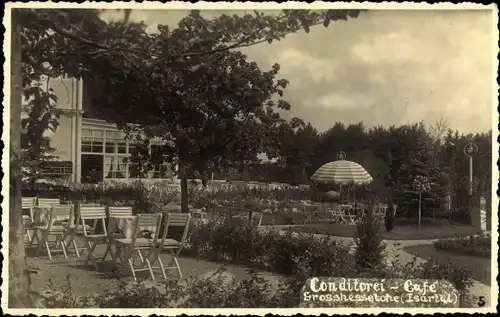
81,127,173,181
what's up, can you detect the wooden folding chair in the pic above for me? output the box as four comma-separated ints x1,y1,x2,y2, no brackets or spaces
341,205,357,225
373,204,387,219
22,197,37,241
190,210,209,226
101,206,134,264
37,198,62,209
63,203,101,258
68,206,108,269
34,198,62,224
231,211,263,227
34,204,74,260
325,204,344,224
30,198,65,247
114,213,163,281
149,213,191,280
302,205,321,224
354,204,367,219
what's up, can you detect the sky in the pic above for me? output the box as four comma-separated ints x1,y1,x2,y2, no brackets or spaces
101,8,496,134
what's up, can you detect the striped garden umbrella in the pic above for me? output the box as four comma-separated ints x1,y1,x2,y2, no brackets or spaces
311,160,373,185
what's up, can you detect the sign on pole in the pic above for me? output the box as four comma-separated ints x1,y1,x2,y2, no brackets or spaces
463,143,478,157
463,143,478,195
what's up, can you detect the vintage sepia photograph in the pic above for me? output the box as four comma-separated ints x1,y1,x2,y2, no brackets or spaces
1,2,498,314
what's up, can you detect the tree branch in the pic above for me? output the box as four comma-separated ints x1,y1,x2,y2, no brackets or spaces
34,10,330,62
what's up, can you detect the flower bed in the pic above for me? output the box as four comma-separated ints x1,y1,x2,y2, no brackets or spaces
433,233,491,258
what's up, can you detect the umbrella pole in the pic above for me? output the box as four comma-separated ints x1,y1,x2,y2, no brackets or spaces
340,184,343,204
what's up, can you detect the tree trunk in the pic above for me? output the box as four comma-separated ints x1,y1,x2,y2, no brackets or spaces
9,9,34,308
178,158,189,214
180,175,189,213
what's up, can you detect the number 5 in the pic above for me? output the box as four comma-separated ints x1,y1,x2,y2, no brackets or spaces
478,296,486,307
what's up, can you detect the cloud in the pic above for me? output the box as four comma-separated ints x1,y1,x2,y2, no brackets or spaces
98,8,494,134
303,93,373,110
273,49,338,86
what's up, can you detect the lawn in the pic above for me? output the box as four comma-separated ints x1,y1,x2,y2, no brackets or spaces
403,244,492,286
283,219,481,240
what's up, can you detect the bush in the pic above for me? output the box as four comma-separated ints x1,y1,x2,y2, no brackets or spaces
383,256,475,308
40,269,305,308
186,220,354,276
384,204,396,232
41,256,475,308
22,181,179,213
450,206,471,225
434,233,491,257
354,210,387,270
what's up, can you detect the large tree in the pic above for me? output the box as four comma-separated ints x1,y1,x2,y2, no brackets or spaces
273,118,320,184
77,10,363,213
9,8,32,308
9,8,363,307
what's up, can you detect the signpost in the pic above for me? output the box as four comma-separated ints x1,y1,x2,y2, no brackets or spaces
463,143,478,219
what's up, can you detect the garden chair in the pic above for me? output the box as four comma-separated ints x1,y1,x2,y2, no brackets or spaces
391,204,398,217
341,205,357,225
101,206,135,264
34,204,74,260
63,203,103,258
373,204,388,219
35,198,62,224
113,213,163,281
354,204,367,219
147,213,191,280
80,203,101,207
29,199,71,247
22,197,37,241
67,206,108,269
232,212,263,227
190,210,209,226
328,204,347,224
302,205,321,224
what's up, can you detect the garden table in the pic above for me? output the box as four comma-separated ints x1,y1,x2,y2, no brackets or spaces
115,216,159,239
102,215,159,265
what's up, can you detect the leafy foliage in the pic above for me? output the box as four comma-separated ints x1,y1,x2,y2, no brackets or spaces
22,181,179,213
354,209,387,270
18,8,363,217
433,233,491,257
187,220,354,276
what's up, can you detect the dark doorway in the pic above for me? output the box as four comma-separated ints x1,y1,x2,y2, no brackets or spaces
81,154,104,183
